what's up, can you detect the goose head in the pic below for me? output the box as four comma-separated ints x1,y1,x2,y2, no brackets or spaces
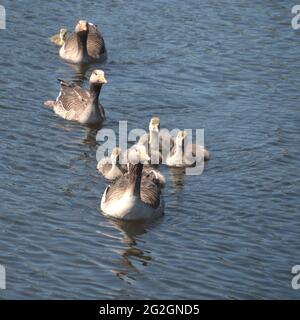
127,145,151,179
176,130,188,148
75,20,89,33
149,117,160,133
59,28,68,41
111,147,122,164
89,70,108,85
127,144,150,165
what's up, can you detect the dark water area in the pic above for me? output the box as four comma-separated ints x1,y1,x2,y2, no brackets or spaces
0,0,299,299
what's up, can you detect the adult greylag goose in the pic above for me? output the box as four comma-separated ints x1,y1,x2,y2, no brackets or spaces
97,147,126,181
166,130,209,167
138,117,174,162
101,148,164,221
44,69,107,125
59,20,106,64
50,28,68,46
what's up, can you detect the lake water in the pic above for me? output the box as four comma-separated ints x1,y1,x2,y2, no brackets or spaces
0,0,299,299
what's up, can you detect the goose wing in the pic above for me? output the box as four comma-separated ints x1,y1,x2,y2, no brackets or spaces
104,174,130,204
87,24,106,58
57,80,90,112
141,178,161,209
143,168,166,189
62,32,79,54
97,157,112,175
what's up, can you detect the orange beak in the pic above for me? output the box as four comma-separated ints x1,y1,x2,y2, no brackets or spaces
100,75,108,84
78,21,88,31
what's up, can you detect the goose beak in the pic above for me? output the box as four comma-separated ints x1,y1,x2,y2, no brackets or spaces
140,151,150,163
100,75,108,84
180,131,188,139
150,124,159,132
78,21,88,31
143,153,151,162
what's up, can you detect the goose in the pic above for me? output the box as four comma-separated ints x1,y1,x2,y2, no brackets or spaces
44,69,107,125
101,148,164,221
138,117,174,162
166,130,209,167
50,28,68,46
97,147,125,180
59,20,106,64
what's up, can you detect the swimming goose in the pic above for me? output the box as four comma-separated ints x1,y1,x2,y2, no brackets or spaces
166,130,209,167
50,28,68,46
44,69,107,125
101,149,164,221
138,117,174,162
97,147,125,180
59,21,106,64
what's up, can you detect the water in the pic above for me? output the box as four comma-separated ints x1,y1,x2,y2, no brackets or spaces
0,0,299,299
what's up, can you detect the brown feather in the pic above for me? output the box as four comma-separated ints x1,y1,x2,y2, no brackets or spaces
87,24,106,58
105,166,162,209
58,81,90,112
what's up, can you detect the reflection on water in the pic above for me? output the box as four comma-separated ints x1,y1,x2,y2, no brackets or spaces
169,167,186,192
82,127,101,147
104,218,157,283
68,63,89,86
67,61,108,86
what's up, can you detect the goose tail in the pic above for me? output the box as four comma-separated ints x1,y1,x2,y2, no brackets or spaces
44,100,55,109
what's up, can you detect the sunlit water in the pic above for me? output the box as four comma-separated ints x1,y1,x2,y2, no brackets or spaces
0,0,299,299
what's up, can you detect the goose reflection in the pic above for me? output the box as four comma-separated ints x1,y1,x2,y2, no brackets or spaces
68,61,107,86
108,218,161,282
74,127,103,164
169,167,185,192
68,63,89,86
82,126,102,147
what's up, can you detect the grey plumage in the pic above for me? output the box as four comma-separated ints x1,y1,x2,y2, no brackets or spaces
101,149,165,220
44,70,107,125
87,23,106,59
104,164,162,209
59,21,106,64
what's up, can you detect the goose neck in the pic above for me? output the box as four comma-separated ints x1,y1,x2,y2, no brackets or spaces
128,163,143,197
76,30,88,57
89,83,102,102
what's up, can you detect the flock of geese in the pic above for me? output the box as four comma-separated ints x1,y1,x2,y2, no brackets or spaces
45,20,210,221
